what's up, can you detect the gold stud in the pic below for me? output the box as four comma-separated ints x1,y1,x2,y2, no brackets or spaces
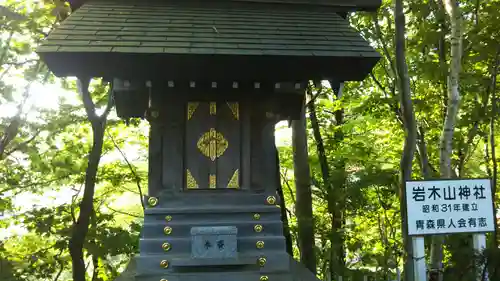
164,226,172,235
160,279,168,281
260,276,269,281
266,196,276,205
148,197,158,207
165,215,172,222
258,257,267,267
254,224,263,233
160,260,169,268
253,213,261,220
256,241,265,249
162,242,171,252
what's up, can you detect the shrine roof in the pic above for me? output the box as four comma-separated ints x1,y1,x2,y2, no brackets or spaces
37,0,380,81
66,0,382,12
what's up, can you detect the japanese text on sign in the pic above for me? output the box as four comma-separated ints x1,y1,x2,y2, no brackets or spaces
406,179,495,235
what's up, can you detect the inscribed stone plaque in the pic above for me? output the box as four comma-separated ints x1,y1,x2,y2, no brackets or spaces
191,226,238,259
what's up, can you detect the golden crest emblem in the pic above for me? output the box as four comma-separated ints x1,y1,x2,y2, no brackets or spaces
197,128,228,161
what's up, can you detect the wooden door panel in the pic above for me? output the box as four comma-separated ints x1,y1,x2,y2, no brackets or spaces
185,101,240,189
217,102,240,188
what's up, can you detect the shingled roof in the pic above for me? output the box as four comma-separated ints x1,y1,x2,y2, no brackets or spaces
65,0,382,12
37,0,380,81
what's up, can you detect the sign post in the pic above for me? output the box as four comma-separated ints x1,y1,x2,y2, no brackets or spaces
405,179,495,281
412,236,426,281
472,233,488,281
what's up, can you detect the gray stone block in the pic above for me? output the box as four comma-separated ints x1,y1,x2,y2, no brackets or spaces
191,226,238,259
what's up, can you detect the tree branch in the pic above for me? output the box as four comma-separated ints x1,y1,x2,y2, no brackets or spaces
0,31,14,65
373,12,396,80
369,72,404,126
457,121,479,177
53,248,65,281
77,78,98,122
280,170,296,204
0,61,41,160
0,5,27,20
304,81,326,109
100,86,114,120
2,59,38,67
106,131,145,210
417,126,433,179
70,184,83,225
0,173,73,194
3,130,41,158
104,204,143,218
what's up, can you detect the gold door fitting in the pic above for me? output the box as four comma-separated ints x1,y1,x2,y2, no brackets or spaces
162,242,171,252
160,260,169,269
164,226,172,235
254,224,263,233
266,196,276,205
148,197,159,207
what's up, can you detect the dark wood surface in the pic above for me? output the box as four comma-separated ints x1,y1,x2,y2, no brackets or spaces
68,0,381,13
38,0,380,81
147,122,163,196
241,100,251,189
186,102,215,189
185,101,241,189
160,96,185,192
136,86,313,281
146,86,290,194
114,81,306,121
216,102,241,189
146,88,163,196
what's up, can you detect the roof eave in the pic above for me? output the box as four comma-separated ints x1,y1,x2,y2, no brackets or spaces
37,51,380,82
67,0,381,12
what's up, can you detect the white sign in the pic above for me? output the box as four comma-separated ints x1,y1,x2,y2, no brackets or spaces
406,179,495,236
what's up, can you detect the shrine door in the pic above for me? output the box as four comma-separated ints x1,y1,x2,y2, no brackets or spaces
185,101,241,189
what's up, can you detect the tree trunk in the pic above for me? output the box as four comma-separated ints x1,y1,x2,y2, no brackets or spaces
307,82,345,279
432,1,463,279
69,78,114,281
292,108,316,274
276,148,294,255
69,120,105,281
329,81,347,279
417,126,433,179
307,83,330,196
439,0,462,188
433,0,448,119
90,209,101,281
394,1,418,280
91,254,99,281
489,47,499,247
307,84,333,278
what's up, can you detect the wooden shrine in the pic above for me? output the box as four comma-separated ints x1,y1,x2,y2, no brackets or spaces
37,0,381,281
